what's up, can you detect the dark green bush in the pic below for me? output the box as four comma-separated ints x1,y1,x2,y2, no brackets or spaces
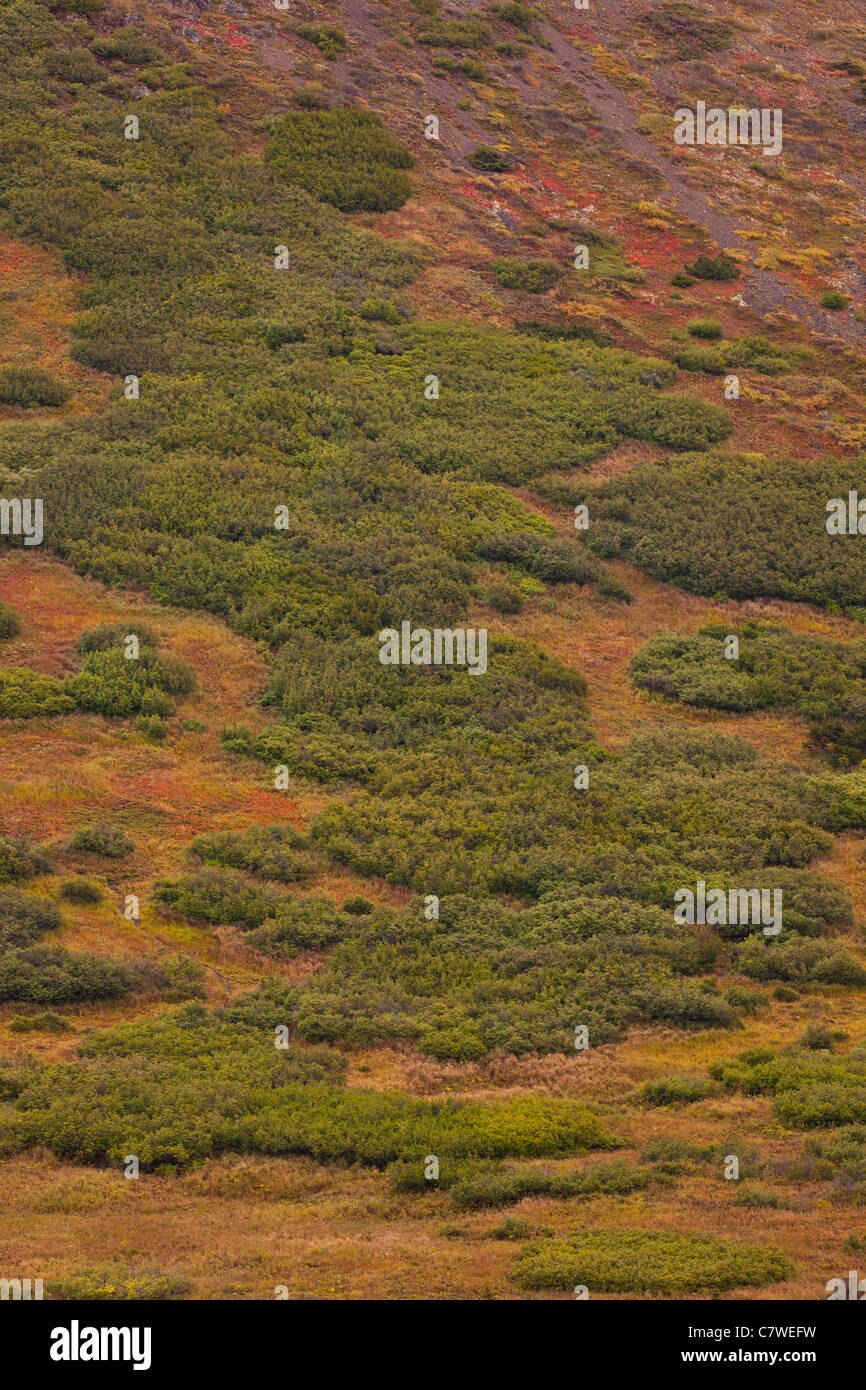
512,1229,791,1292
266,107,412,213
0,888,62,947
0,366,69,407
640,1075,712,1105
0,945,134,1004
295,23,346,60
9,1012,72,1033
90,28,161,64
0,837,52,883
684,253,740,280
468,144,511,171
686,318,723,339
59,877,103,905
43,47,103,83
154,869,281,929
189,825,312,883
493,257,560,292
0,603,21,639
68,822,134,858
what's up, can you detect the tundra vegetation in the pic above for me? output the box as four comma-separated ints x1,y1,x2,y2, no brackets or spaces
0,0,865,1301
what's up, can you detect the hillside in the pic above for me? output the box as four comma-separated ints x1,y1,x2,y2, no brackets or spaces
2,0,866,1306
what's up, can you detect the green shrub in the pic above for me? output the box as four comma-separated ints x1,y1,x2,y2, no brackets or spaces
0,604,21,639
512,1228,792,1292
449,1159,659,1210
9,1012,72,1033
687,318,724,339
90,28,162,64
43,47,103,83
295,24,346,60
342,895,374,916
673,345,726,374
670,271,694,287
801,1023,837,1050
244,899,355,958
49,1266,190,1300
490,3,534,30
68,822,134,859
0,993,612,1169
154,869,281,929
582,454,866,608
0,888,63,947
0,366,69,407
68,628,195,719
820,290,849,310
468,144,511,171
0,945,134,1004
59,877,103,905
732,1186,789,1209
0,669,75,718
266,108,412,213
417,18,491,48
631,621,866,766
189,825,311,884
493,257,560,292
0,836,52,883
484,581,524,613
137,713,167,741
684,253,740,280
640,1075,712,1105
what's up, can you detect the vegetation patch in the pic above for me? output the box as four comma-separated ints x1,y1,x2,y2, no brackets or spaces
266,109,412,212
512,1228,792,1292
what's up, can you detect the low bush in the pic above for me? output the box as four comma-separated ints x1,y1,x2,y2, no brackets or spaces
468,145,511,171
640,1075,712,1105
189,825,312,884
0,603,21,639
266,108,411,212
59,877,103,905
512,1228,792,1292
9,1012,72,1033
0,889,63,947
0,366,70,407
684,253,740,280
493,257,560,293
68,823,134,859
0,669,75,718
295,23,346,59
0,836,53,883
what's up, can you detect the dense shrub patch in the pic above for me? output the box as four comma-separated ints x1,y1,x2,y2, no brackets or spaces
710,1045,866,1128
579,454,866,607
189,825,312,883
512,1229,792,1292
0,889,62,947
632,621,866,765
68,823,134,858
0,366,70,407
0,990,611,1169
266,109,412,212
